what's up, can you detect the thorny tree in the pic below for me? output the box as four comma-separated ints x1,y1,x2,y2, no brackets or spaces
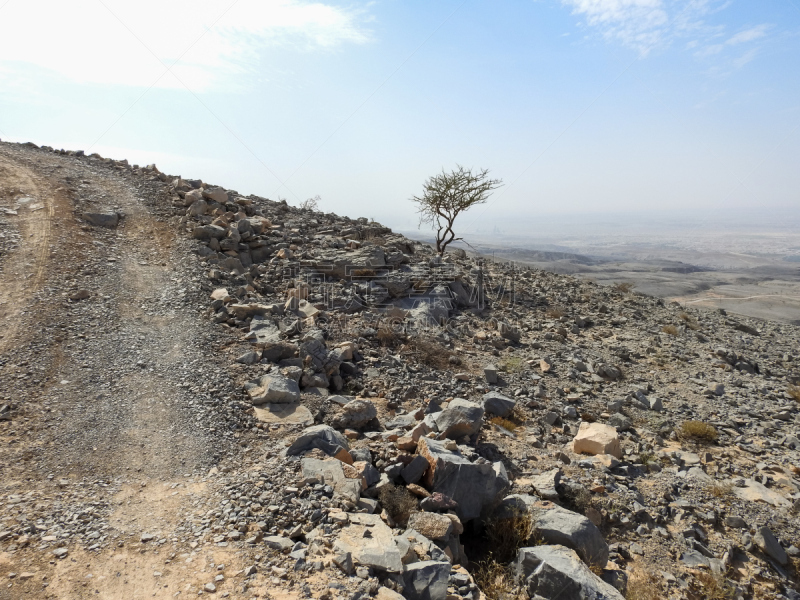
412,165,502,255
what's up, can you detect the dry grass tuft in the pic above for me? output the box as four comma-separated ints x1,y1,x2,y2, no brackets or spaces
376,325,402,347
614,282,636,294
485,509,537,563
378,484,418,526
500,356,525,373
661,324,679,336
406,337,454,370
625,568,660,600
788,385,800,403
693,572,736,599
546,306,566,319
706,480,734,498
489,416,519,432
679,312,701,330
473,559,526,600
351,268,376,278
679,420,718,444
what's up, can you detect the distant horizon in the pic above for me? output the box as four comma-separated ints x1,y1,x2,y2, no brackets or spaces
2,1,798,237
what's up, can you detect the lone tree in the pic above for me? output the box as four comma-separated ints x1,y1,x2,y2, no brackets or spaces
412,165,502,255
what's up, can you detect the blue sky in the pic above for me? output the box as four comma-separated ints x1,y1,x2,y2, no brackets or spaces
1,0,798,234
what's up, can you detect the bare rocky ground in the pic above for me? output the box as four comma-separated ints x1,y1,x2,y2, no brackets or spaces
1,140,799,600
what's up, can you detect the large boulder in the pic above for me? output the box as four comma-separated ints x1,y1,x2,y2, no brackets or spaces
287,425,350,459
301,458,361,503
493,497,607,567
534,504,609,568
515,545,624,600
572,422,622,459
417,438,509,522
334,514,404,572
401,561,451,600
245,374,300,405
311,246,386,279
482,392,516,418
432,399,484,439
333,399,377,429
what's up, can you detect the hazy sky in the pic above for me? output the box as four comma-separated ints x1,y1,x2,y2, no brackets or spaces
1,0,798,234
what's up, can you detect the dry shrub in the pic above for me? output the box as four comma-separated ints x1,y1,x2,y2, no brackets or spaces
473,559,526,600
352,268,376,278
788,385,800,403
625,568,660,600
407,337,453,370
693,572,736,599
662,324,679,336
679,420,718,444
485,509,536,563
679,312,701,330
614,282,636,294
376,325,401,347
706,480,734,498
489,416,518,432
546,306,565,319
500,356,525,373
378,484,418,526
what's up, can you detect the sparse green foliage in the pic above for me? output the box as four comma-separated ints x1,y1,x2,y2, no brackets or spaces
679,420,718,444
412,165,502,255
500,356,525,373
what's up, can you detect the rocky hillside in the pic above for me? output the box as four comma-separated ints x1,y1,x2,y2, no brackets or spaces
1,140,799,600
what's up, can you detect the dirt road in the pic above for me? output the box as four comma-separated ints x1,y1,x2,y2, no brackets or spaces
0,144,263,599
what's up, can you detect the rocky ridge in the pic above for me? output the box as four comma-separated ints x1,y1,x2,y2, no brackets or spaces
1,140,799,600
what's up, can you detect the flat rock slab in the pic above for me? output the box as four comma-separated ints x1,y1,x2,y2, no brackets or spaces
733,479,791,507
572,422,622,459
253,404,313,426
334,513,403,572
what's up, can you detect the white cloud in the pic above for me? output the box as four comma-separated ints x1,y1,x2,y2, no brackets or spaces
561,0,770,60
726,24,769,45
0,0,370,91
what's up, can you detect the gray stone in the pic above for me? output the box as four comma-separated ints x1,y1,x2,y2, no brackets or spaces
301,458,361,503
245,374,300,404
333,398,377,429
482,392,516,417
484,364,499,384
607,413,631,431
515,545,624,600
417,438,509,522
401,455,430,485
406,512,453,541
264,536,294,552
335,514,403,572
534,505,609,568
192,224,227,240
402,561,451,600
754,526,788,565
287,425,350,458
532,468,562,501
432,399,484,439
725,516,748,529
83,212,120,228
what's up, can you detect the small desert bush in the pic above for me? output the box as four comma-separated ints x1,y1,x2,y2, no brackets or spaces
378,484,418,526
788,385,800,403
376,325,402,347
679,312,701,330
625,568,660,600
485,509,536,563
407,337,453,370
614,282,636,294
662,324,679,336
351,268,376,278
693,572,736,600
473,559,526,600
546,306,565,319
705,480,734,498
679,420,718,444
500,356,525,373
489,416,519,432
